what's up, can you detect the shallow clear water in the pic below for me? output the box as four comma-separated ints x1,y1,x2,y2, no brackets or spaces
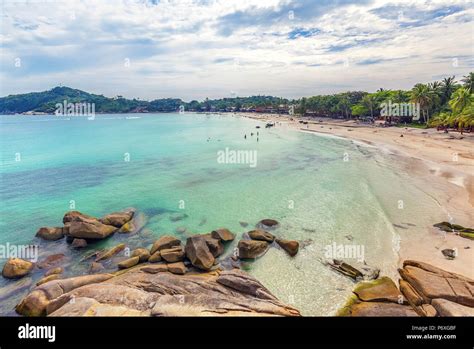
0,113,445,315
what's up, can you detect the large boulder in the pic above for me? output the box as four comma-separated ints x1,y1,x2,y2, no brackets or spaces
211,228,235,242
63,211,117,240
238,240,269,259
150,236,181,255
100,209,135,228
185,236,215,270
2,258,34,279
276,239,299,256
35,227,64,241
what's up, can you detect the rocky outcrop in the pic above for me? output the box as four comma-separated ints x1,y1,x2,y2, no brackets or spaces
399,260,474,308
36,227,64,241
64,211,117,240
2,258,34,279
185,236,214,270
338,260,474,317
16,274,114,316
238,240,269,259
16,268,300,317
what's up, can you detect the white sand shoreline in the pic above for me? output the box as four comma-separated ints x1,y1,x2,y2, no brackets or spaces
238,112,474,278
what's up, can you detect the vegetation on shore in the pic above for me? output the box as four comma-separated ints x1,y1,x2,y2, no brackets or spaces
1,73,472,130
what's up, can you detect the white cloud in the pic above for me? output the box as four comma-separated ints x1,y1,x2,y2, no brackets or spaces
0,0,472,100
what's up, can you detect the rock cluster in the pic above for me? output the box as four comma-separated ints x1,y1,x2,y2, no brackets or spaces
338,260,474,317
237,223,299,259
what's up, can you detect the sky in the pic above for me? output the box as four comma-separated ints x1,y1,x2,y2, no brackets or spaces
0,0,473,101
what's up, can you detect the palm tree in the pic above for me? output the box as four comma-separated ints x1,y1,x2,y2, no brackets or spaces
362,94,377,119
410,84,438,123
449,87,472,113
461,72,474,94
440,76,457,103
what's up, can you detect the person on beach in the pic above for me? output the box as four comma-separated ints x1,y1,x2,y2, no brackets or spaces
244,134,247,139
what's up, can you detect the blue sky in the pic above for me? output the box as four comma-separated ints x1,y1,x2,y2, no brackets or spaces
0,0,473,100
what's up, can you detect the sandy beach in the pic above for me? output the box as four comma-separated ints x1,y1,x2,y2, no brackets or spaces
240,112,474,278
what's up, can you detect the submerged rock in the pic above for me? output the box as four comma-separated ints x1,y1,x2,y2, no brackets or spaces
238,240,269,259
37,254,67,270
248,230,275,242
276,239,299,256
71,238,87,249
169,213,188,222
2,258,34,279
36,227,64,241
257,219,279,229
95,243,126,262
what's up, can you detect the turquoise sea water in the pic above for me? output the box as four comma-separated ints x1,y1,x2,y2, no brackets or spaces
0,113,445,315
